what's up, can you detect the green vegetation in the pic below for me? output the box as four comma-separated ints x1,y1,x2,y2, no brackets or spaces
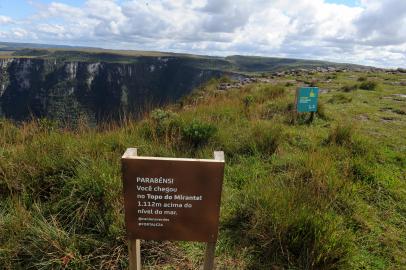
328,93,353,104
0,71,405,269
359,81,378,91
341,84,358,92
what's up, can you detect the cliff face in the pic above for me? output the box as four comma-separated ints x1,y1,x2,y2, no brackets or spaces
0,57,222,123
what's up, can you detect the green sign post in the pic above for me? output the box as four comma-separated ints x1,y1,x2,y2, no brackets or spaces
296,87,319,113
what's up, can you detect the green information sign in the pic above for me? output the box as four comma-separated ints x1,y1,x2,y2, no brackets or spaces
296,87,319,113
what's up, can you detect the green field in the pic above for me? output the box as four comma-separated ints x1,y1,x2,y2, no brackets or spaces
0,71,405,269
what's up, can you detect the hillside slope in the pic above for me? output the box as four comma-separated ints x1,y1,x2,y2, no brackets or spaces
0,71,405,269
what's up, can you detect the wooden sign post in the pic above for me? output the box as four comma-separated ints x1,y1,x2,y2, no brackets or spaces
121,148,225,270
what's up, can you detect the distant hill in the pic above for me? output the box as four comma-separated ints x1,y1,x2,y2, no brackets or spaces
0,42,373,73
0,41,99,51
0,42,377,123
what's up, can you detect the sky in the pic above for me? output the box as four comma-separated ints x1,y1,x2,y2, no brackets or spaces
0,0,405,68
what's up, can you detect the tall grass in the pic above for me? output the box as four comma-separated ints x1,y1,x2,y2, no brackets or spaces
1,75,405,269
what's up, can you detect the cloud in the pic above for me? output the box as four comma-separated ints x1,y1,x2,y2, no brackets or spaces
0,0,405,68
355,0,406,46
0,15,13,24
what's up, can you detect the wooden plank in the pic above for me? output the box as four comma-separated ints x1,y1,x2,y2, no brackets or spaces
203,242,216,270
202,151,224,270
122,148,138,159
214,151,225,162
128,239,141,270
294,88,299,124
125,148,141,270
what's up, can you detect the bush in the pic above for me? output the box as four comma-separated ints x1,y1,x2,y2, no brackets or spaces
218,122,282,157
260,84,286,99
150,109,172,136
282,213,351,269
325,74,338,80
37,118,60,133
359,81,378,91
357,76,367,82
316,102,328,120
327,124,353,146
218,76,232,83
328,94,352,104
341,84,358,92
181,120,217,148
147,109,182,143
223,176,353,270
243,95,254,109
251,124,282,156
261,100,289,119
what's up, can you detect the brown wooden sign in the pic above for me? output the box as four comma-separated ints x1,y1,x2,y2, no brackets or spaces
122,151,225,243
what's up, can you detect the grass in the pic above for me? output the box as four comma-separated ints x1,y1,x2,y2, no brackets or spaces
0,71,405,269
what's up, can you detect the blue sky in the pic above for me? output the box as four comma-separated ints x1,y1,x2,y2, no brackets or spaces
0,0,81,18
0,0,405,68
0,0,364,18
326,0,360,6
0,0,360,17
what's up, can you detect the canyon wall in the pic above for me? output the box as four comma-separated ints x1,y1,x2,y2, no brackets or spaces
0,57,222,124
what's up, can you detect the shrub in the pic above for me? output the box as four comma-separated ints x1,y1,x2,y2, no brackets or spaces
218,122,282,157
242,95,255,117
181,120,217,148
223,177,353,270
316,101,328,120
218,76,232,83
359,81,378,91
148,109,182,143
251,123,282,156
328,94,352,104
326,124,353,146
325,74,338,80
252,126,282,155
0,119,20,145
150,109,172,135
37,118,60,133
261,100,289,119
243,95,255,109
341,84,358,92
357,76,367,82
260,84,286,99
281,213,351,269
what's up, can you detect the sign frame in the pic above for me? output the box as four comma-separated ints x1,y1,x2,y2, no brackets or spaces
121,148,225,270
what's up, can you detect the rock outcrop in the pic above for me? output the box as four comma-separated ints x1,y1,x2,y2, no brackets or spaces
0,57,222,124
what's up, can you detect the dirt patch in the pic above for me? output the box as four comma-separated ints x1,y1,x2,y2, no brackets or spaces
381,116,395,123
379,107,405,116
356,114,370,121
382,94,406,102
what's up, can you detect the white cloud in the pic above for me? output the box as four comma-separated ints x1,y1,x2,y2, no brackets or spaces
1,0,405,68
0,15,13,24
